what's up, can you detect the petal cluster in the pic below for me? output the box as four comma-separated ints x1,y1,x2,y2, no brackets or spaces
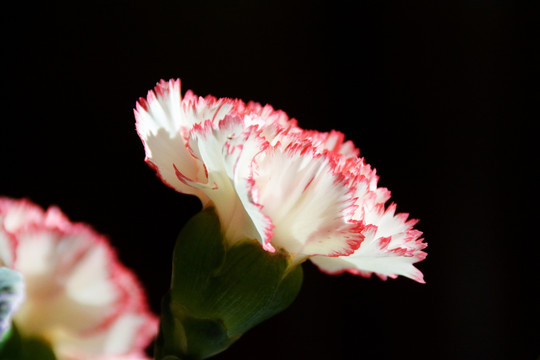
135,79,427,282
0,197,158,359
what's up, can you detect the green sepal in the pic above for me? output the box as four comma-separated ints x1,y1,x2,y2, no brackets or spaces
155,208,303,360
0,325,56,360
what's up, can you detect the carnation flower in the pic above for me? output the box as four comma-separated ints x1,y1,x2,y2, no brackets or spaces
135,79,426,282
0,197,158,359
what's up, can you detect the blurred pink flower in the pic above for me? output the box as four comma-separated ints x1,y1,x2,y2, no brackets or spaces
0,197,157,359
135,79,427,283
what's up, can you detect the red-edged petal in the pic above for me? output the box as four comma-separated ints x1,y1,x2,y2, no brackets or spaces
301,129,360,159
250,139,363,258
184,115,274,248
236,101,300,145
135,79,237,203
221,123,275,251
310,203,427,283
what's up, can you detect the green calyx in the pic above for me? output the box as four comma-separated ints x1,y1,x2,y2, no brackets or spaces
0,326,56,360
155,208,303,360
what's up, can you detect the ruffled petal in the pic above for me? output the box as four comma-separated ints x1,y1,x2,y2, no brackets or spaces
134,79,302,203
236,101,299,145
221,122,275,251
310,203,427,283
250,139,363,258
135,79,235,202
183,116,273,248
301,129,360,159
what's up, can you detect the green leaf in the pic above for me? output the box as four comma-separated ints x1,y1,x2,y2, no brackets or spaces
0,325,56,360
156,208,303,360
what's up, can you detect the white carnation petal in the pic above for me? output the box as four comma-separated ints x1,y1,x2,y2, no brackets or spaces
66,245,118,306
253,142,363,258
186,116,272,247
135,79,208,199
54,308,154,359
222,125,275,251
311,205,427,283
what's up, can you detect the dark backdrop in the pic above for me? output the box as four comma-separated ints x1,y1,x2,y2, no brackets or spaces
1,1,537,359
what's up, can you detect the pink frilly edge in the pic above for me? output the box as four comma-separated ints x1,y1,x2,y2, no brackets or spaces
314,204,427,283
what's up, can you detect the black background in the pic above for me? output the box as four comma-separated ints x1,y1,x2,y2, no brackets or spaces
1,1,538,359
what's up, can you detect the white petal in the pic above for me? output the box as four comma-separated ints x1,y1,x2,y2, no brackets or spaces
239,102,299,145
53,312,154,359
251,141,363,258
185,116,270,246
302,129,360,159
66,245,118,306
222,123,275,251
311,204,427,283
14,230,125,337
135,79,233,202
